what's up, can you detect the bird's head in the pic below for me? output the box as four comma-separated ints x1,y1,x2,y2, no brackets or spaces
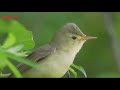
51,23,97,52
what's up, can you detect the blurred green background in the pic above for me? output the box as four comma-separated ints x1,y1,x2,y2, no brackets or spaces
0,12,120,78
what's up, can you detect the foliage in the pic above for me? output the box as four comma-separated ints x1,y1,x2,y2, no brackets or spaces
71,64,87,78
0,19,37,78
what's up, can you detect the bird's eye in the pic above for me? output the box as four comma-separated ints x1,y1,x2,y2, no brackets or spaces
72,36,77,40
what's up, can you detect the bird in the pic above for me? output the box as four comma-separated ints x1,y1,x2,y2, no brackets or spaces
9,23,97,78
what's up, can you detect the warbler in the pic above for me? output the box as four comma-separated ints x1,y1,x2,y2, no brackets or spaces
10,23,97,78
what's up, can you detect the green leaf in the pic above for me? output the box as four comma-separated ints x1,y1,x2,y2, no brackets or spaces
69,67,77,78
0,19,36,78
0,52,22,78
0,72,11,78
5,59,22,78
0,20,35,50
6,44,28,57
9,20,35,50
6,44,24,55
71,64,87,78
0,53,7,71
2,33,16,48
6,52,38,69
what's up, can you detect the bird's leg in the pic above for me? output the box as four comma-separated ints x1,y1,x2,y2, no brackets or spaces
67,70,71,78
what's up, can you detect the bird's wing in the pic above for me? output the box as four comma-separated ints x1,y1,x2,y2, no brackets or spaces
9,44,56,78
26,44,56,62
17,44,56,73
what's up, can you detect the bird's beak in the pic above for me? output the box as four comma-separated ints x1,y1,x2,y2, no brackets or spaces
79,36,97,40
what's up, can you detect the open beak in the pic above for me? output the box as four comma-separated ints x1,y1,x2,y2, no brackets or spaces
80,36,97,40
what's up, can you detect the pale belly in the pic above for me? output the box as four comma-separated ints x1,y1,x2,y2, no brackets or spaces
23,50,76,78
